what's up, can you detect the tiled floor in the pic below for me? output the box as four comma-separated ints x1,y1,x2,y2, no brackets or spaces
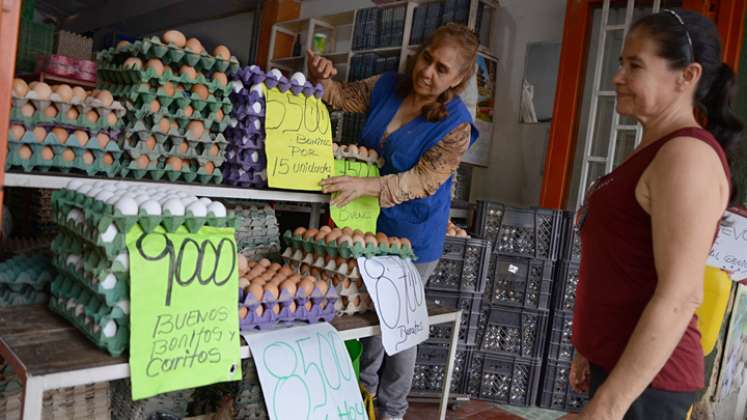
405,400,566,419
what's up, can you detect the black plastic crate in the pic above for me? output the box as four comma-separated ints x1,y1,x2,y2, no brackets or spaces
473,201,564,260
552,261,580,313
561,211,581,262
538,359,589,412
425,290,482,346
546,310,574,363
465,352,542,407
411,343,473,395
486,254,554,310
426,237,491,293
479,306,549,359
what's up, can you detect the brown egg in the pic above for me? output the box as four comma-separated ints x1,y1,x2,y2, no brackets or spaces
378,236,390,248
259,258,271,268
10,124,25,140
365,236,378,247
187,120,204,138
401,238,412,250
314,230,328,242
18,145,32,160
73,130,89,146
162,30,186,47
62,148,75,161
169,119,179,132
32,126,47,142
123,57,143,69
179,65,197,80
389,237,402,248
96,133,109,149
21,103,35,117
208,144,219,157
212,72,228,86
342,227,353,236
337,235,353,246
167,156,183,171
352,234,365,247
280,279,297,297
51,127,68,144
264,283,280,300
279,266,294,276
238,254,249,274
158,118,170,133
177,142,189,154
203,161,215,175
293,227,307,237
102,153,114,166
269,263,282,272
161,82,175,97
96,90,114,107
298,277,315,297
66,107,79,121
239,306,249,320
32,82,52,99
216,109,224,122
51,84,71,102
191,84,209,101
146,99,159,114
106,113,117,126
143,135,157,151
183,105,194,117
82,151,94,165
145,59,164,76
185,38,204,54
239,277,250,289
325,230,341,244
303,228,319,241
136,155,150,169
457,229,469,238
84,110,98,124
248,284,264,301
71,87,87,101
43,105,58,118
316,280,329,295
40,146,54,160
213,45,230,60
12,79,28,97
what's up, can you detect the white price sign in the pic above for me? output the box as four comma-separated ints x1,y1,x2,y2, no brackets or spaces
243,323,366,420
708,208,747,281
357,256,429,355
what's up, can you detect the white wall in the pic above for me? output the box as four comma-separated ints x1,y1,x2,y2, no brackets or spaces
471,0,566,206
172,12,256,66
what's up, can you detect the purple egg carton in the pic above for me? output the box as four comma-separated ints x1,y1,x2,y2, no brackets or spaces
233,65,267,87
238,286,337,331
225,131,264,150
222,164,267,188
225,146,266,166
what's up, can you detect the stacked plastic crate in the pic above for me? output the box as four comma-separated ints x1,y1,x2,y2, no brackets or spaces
411,235,491,397
465,201,564,407
537,211,589,412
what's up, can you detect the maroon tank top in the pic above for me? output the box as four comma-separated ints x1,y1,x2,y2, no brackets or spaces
572,127,731,392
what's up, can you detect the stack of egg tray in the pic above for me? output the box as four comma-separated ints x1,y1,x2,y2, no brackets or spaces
281,229,416,260
225,201,280,260
281,247,371,316
223,66,324,188
48,180,238,356
96,37,240,185
7,88,125,177
0,254,54,306
0,382,110,420
111,379,192,420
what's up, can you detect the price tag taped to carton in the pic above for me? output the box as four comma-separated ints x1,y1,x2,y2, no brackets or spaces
127,225,242,400
330,159,380,234
358,256,429,355
243,323,366,420
708,209,747,281
264,86,334,190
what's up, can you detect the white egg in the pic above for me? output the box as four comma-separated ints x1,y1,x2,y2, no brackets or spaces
162,198,186,216
78,185,93,196
106,195,120,205
66,209,84,223
116,300,130,314
134,194,151,205
249,65,259,72
186,201,208,217
114,197,138,216
207,202,226,218
66,179,84,191
251,151,259,162
86,187,101,197
250,84,264,97
99,224,118,243
253,119,260,130
251,102,263,114
290,72,306,85
114,252,129,270
139,200,162,216
197,197,212,206
75,303,85,316
102,320,117,337
101,273,117,290
269,68,283,79
66,254,81,267
181,196,198,206
95,190,115,203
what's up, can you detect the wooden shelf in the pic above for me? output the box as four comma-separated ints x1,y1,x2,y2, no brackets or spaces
18,72,97,89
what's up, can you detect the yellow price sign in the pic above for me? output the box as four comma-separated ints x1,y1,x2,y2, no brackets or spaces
264,87,334,190
330,159,380,233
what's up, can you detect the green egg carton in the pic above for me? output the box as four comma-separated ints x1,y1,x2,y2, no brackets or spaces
123,137,164,160
10,94,126,132
6,141,121,177
120,158,167,181
53,252,129,307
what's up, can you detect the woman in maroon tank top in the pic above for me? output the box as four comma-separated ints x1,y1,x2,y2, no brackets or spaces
562,10,743,420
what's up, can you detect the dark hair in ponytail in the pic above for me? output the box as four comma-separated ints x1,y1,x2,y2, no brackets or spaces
631,9,744,202
397,23,478,121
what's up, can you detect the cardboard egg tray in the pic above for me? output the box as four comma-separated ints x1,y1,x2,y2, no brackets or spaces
97,36,240,74
0,254,55,292
97,65,233,97
238,284,337,331
51,233,129,307
6,141,121,178
49,274,129,356
333,147,384,168
282,230,417,260
10,92,126,134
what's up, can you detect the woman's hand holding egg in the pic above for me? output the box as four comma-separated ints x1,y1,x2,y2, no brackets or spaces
306,48,337,84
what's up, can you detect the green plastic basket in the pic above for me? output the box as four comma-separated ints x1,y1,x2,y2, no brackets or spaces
345,339,363,382
21,0,35,22
15,20,54,74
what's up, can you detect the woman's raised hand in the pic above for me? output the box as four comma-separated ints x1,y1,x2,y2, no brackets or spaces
307,48,338,83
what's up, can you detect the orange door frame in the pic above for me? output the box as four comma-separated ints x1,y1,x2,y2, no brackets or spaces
0,0,21,234
539,0,745,209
